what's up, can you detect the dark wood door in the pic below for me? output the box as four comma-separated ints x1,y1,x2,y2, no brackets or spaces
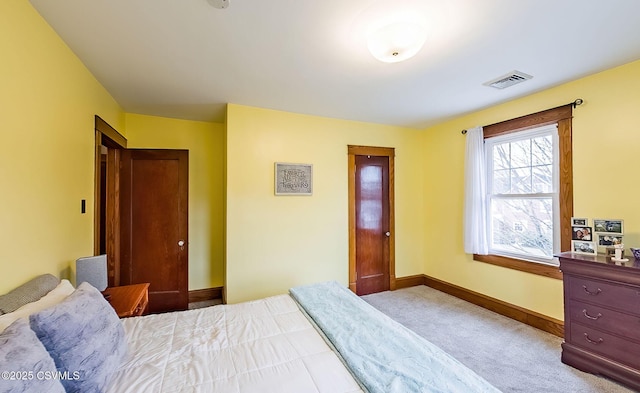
354,155,390,295
120,149,188,313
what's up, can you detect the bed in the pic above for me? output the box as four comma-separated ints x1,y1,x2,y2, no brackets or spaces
107,293,363,393
0,277,500,393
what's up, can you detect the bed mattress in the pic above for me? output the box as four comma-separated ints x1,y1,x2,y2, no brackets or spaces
106,294,363,393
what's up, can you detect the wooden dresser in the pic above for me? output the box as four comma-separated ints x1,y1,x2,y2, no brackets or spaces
558,251,640,390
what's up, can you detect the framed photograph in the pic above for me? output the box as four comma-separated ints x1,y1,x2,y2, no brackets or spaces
593,219,624,234
571,227,592,241
275,162,313,195
597,234,623,246
571,217,589,226
571,240,596,255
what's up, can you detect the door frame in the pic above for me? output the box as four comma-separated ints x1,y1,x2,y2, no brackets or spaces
348,145,396,294
94,115,127,287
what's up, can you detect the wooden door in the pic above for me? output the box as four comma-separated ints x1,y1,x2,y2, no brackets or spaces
120,149,189,313
354,154,391,295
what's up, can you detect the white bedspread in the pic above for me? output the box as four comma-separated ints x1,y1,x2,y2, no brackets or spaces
106,295,363,393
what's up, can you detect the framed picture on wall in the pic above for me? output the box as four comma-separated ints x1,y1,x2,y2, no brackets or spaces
275,163,313,195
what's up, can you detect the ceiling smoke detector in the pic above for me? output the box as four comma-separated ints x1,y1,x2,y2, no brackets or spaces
207,0,229,9
483,71,533,89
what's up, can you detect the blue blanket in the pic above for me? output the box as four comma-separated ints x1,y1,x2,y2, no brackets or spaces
290,281,501,393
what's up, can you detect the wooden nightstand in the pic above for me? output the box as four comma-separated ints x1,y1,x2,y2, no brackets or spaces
102,283,150,318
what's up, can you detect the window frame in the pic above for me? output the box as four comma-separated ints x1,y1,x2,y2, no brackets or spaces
473,104,573,280
485,124,559,263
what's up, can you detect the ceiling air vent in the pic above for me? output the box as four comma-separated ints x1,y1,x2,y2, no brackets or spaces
483,71,533,89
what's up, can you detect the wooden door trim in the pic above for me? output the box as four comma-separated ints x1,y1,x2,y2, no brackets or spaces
95,115,127,148
105,148,121,286
94,130,102,256
347,145,396,294
94,116,126,285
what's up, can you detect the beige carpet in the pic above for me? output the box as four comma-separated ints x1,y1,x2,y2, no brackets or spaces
362,285,634,393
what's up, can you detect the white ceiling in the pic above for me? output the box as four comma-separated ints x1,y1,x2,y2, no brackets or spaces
29,0,640,129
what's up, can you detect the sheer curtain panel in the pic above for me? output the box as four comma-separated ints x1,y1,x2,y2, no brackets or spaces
463,126,489,255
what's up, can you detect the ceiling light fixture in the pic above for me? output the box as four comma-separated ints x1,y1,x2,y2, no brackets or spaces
367,21,427,63
207,0,229,9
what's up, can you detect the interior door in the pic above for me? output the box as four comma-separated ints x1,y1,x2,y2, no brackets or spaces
354,155,390,295
119,149,189,313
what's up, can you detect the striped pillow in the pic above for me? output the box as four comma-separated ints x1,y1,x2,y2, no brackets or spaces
0,274,60,314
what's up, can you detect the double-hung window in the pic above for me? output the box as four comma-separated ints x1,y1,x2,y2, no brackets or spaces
485,124,559,264
472,104,574,279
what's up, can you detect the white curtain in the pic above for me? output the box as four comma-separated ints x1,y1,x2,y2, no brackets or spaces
463,126,489,255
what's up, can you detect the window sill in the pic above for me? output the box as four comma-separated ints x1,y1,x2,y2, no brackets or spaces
473,254,562,280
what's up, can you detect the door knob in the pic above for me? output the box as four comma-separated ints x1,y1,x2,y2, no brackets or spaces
178,240,185,247
385,232,390,237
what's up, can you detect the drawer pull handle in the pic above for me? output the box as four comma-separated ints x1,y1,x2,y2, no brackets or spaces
582,309,602,320
582,285,602,296
584,333,604,345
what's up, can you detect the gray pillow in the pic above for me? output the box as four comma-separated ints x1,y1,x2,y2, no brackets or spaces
29,282,127,393
0,319,65,393
0,274,60,314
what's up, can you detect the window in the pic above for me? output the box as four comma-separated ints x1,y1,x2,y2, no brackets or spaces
485,125,559,263
473,104,573,279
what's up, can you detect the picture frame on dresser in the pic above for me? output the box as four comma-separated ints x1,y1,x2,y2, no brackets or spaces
571,227,592,241
593,219,623,234
571,217,589,226
597,234,623,246
597,234,624,253
571,240,596,255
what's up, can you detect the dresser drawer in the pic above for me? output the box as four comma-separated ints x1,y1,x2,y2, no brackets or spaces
570,322,640,369
568,276,640,313
568,300,640,341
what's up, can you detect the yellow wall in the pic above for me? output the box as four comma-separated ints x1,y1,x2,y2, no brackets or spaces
225,104,425,303
125,114,225,290
422,59,640,320
5,0,640,321
0,0,123,292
